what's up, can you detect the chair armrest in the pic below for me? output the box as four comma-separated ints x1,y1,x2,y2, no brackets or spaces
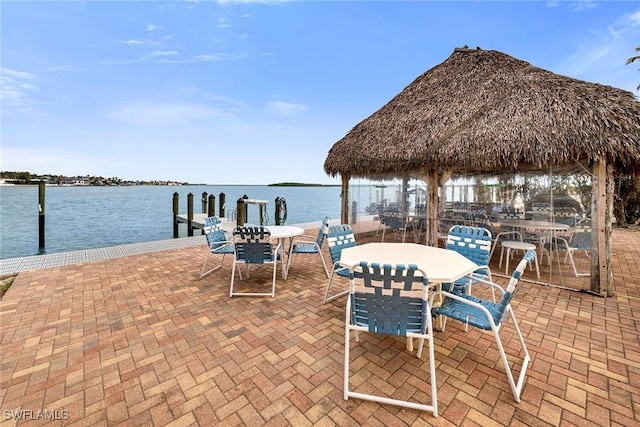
291,234,319,244
429,288,497,321
211,240,235,250
450,273,506,295
496,231,523,242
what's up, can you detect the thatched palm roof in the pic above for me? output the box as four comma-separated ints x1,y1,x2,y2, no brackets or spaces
324,48,640,178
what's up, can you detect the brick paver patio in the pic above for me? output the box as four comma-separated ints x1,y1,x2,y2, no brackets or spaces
1,228,638,426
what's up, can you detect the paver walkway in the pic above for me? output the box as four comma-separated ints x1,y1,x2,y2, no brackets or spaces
0,228,638,426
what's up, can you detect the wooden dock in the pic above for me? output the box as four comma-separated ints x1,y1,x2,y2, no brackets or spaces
175,214,237,234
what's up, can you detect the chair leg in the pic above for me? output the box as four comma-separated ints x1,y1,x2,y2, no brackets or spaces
201,252,224,278
318,252,330,278
566,249,587,277
343,298,352,401
229,260,238,297
493,307,530,403
344,307,439,415
271,260,277,297
324,270,349,303
284,247,294,279
490,242,498,261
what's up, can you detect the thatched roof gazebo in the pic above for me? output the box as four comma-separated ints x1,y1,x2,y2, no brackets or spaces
324,47,640,296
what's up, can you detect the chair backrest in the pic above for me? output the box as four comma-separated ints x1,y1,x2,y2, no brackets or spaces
472,213,496,236
315,216,331,247
498,250,535,314
326,224,357,264
569,230,591,250
446,225,492,266
384,215,404,230
554,207,577,226
532,203,552,221
350,262,429,337
203,216,227,247
232,226,273,263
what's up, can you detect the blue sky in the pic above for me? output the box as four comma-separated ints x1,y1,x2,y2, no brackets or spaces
1,1,639,185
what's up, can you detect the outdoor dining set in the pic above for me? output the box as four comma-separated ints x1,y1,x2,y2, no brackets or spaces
197,214,591,417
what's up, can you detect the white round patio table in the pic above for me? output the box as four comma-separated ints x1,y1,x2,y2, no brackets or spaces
265,226,304,280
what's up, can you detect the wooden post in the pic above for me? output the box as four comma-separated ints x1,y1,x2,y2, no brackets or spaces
187,193,194,237
208,194,215,217
236,198,245,226
38,180,45,250
259,201,264,225
242,195,249,223
201,192,208,213
591,159,614,296
341,175,350,224
426,170,440,247
173,192,179,238
219,193,226,218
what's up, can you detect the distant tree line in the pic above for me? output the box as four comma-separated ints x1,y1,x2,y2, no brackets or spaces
0,171,189,186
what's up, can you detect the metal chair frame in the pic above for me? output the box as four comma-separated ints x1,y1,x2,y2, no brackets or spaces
285,216,330,279
444,225,493,294
229,226,281,298
344,262,438,415
323,224,357,303
200,216,236,278
430,250,534,403
542,230,591,277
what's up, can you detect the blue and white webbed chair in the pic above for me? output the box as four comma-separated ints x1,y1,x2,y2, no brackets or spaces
200,216,236,278
381,215,407,242
344,262,438,415
443,225,493,295
323,224,357,303
229,226,281,298
542,229,591,277
285,216,330,279
430,250,534,403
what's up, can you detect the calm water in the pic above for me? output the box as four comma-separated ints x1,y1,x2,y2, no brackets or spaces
0,185,342,259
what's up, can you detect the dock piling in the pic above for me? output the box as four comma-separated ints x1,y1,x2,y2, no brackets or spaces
201,192,208,213
219,193,225,218
173,192,179,238
236,197,246,226
187,193,194,237
38,180,45,250
208,194,216,217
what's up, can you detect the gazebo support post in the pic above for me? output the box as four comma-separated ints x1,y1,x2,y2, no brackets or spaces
341,174,350,224
591,159,614,296
426,169,440,247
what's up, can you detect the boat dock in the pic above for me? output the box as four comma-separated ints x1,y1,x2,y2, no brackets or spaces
175,213,237,234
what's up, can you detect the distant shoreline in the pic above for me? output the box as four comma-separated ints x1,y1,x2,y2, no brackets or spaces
268,182,339,187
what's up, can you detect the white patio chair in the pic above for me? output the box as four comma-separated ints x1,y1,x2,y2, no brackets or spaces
344,261,438,415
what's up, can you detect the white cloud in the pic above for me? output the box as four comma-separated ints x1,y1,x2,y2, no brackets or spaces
119,39,145,45
101,102,237,126
0,68,41,114
216,0,288,5
568,1,598,12
556,7,640,92
265,101,308,116
146,24,163,31
218,18,230,28
192,52,248,62
147,50,179,57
